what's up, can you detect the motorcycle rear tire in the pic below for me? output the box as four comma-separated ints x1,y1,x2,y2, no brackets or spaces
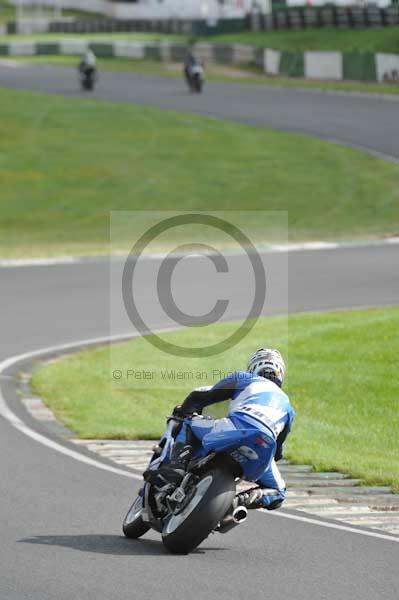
194,76,202,93
161,467,235,554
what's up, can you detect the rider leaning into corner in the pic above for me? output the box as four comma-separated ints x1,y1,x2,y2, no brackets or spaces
145,348,295,511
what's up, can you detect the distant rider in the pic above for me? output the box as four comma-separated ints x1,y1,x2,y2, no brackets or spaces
146,349,295,511
183,50,200,85
79,49,97,76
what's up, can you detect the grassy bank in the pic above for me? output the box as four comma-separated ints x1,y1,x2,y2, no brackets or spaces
205,27,399,54
0,86,398,257
0,0,13,24
11,55,399,96
31,307,399,491
2,27,399,53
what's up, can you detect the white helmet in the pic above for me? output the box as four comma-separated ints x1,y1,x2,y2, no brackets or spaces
247,348,286,387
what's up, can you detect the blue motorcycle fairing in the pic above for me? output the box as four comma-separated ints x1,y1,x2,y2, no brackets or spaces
188,414,276,482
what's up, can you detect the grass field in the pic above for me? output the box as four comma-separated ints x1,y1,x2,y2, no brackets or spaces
0,0,13,23
204,27,399,54
2,26,399,53
12,55,399,96
31,306,399,491
0,86,398,258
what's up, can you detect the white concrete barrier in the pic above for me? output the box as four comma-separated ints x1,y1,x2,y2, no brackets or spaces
376,53,399,82
159,42,172,63
8,42,36,56
59,40,88,55
264,48,280,75
113,41,145,59
305,51,342,80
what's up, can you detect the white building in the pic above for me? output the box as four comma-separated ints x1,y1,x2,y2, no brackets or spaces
10,0,273,20
10,0,392,20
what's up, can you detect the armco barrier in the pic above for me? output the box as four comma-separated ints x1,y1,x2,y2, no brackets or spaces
1,40,399,85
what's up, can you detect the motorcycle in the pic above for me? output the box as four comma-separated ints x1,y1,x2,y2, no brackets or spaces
122,412,276,554
79,66,97,92
185,63,204,94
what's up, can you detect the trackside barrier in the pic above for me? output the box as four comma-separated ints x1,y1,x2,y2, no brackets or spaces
1,41,399,84
3,17,247,36
268,6,399,30
4,7,399,35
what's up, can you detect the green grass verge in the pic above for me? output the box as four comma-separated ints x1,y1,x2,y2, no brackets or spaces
31,307,399,491
2,27,399,54
204,27,399,54
0,0,13,24
0,86,398,258
13,54,399,96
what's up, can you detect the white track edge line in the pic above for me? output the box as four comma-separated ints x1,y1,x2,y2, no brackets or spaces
1,237,398,268
1,331,399,542
267,510,399,543
0,331,179,481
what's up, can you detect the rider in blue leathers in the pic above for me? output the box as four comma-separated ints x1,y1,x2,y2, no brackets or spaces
151,349,295,511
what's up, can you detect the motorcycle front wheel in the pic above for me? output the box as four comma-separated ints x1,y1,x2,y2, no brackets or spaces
194,75,203,93
161,467,235,554
122,493,150,539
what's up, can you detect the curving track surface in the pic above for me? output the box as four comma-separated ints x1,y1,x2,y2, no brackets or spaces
1,63,399,161
0,65,398,600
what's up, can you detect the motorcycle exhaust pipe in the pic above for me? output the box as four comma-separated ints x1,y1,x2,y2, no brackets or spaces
217,505,248,534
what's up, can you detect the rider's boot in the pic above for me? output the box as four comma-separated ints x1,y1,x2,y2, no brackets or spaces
236,487,264,509
236,487,284,510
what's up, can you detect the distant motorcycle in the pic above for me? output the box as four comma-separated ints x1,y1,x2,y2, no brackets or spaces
185,62,204,94
79,66,97,92
122,412,275,554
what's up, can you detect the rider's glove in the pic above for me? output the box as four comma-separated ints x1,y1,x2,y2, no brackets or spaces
172,404,185,417
172,404,198,418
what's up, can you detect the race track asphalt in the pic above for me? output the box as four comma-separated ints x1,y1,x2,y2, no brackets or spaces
1,63,399,161
0,65,398,599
